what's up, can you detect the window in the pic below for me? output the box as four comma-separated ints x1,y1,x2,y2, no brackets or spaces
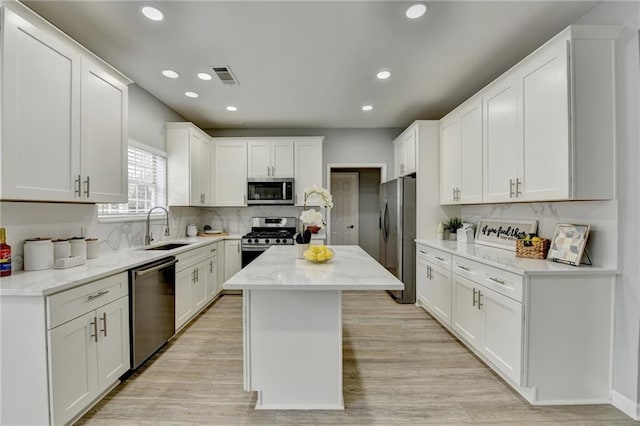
98,141,167,220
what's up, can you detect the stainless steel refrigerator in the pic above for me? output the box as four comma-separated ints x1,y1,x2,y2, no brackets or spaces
380,176,416,304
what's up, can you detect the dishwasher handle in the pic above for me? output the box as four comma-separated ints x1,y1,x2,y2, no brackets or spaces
134,258,178,277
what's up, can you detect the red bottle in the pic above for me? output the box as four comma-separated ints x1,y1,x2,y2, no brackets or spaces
0,227,12,276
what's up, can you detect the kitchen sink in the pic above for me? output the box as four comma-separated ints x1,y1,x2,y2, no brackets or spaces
144,243,192,251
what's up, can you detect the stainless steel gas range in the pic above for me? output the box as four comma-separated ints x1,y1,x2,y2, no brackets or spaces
241,217,297,267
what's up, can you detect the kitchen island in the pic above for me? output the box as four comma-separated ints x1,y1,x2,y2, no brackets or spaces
223,245,403,410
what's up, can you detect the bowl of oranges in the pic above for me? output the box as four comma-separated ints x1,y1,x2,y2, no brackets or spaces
303,245,335,263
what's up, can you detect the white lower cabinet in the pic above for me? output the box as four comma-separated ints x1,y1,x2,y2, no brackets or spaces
452,274,522,384
175,242,226,331
224,240,242,281
47,273,130,425
416,246,451,326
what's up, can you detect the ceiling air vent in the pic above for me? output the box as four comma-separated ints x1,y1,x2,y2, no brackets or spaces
211,66,239,85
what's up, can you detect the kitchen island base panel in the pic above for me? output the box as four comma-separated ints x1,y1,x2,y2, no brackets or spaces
244,289,344,410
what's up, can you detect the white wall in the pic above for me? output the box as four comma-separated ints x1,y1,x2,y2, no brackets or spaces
571,1,640,412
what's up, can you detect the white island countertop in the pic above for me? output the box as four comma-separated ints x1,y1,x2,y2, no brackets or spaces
224,245,404,291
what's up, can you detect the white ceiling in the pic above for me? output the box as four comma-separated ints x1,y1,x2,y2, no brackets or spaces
23,1,600,129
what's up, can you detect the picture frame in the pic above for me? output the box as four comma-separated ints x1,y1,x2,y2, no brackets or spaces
474,218,538,251
547,223,591,266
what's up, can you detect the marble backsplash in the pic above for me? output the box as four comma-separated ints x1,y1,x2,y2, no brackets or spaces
200,206,303,234
461,200,618,268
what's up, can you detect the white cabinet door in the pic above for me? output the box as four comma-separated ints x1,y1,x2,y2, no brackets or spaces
215,140,248,206
459,99,483,204
80,59,128,203
483,76,519,203
216,241,225,291
271,139,295,177
175,268,193,330
518,39,570,202
480,286,523,385
247,140,270,178
429,262,452,326
451,274,482,348
394,140,403,178
205,249,219,301
191,261,208,312
294,139,323,206
403,129,416,175
189,131,210,205
48,311,98,426
416,252,432,309
96,297,130,393
440,118,461,204
224,240,242,281
1,9,81,202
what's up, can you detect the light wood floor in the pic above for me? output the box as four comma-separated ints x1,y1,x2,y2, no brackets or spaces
78,292,633,425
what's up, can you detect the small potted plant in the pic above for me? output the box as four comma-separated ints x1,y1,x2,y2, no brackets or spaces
443,217,463,240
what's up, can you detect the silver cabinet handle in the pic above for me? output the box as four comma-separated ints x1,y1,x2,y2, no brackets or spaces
435,256,446,262
196,268,199,282
456,264,470,272
488,276,506,285
209,260,213,273
237,243,240,253
272,166,275,176
100,312,107,337
267,165,270,176
210,247,217,253
477,290,483,310
419,250,426,255
75,174,82,197
452,187,456,202
84,176,91,198
509,178,514,198
191,269,196,283
87,290,109,301
91,317,98,343
243,194,246,205
472,288,477,307
516,178,522,197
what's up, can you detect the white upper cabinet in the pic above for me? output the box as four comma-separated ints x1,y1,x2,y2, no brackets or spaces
214,139,248,206
483,75,520,203
440,97,483,205
294,138,323,206
80,59,128,203
393,128,417,178
481,26,618,203
0,5,131,203
247,139,294,178
167,123,211,206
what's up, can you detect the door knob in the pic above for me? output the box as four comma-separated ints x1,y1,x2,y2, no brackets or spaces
347,225,354,229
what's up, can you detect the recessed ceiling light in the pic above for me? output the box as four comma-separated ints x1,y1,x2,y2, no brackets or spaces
376,70,391,80
141,6,164,21
162,69,179,79
198,73,212,81
226,106,238,112
362,105,373,111
406,3,427,19
185,91,199,98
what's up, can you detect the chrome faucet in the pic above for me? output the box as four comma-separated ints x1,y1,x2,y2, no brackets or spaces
145,206,171,245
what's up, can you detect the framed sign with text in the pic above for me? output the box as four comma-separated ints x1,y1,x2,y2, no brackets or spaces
474,218,538,251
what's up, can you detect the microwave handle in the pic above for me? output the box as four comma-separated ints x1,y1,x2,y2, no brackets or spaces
283,182,286,199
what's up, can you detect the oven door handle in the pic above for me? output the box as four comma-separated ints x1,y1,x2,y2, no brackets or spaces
134,259,178,277
242,246,270,252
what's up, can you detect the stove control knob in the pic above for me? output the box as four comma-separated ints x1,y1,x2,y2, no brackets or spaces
265,239,270,244
276,239,281,244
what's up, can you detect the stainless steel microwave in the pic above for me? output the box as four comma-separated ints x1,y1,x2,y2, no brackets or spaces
247,178,294,205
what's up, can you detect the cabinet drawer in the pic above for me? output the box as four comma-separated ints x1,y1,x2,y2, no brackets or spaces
453,256,523,302
176,245,211,271
47,272,128,329
417,245,451,269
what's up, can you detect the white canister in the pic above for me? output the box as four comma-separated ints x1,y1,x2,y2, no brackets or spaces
86,238,99,259
69,238,87,258
24,238,54,271
53,239,71,260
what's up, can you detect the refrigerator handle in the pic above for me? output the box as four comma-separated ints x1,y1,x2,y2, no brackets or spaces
382,200,390,242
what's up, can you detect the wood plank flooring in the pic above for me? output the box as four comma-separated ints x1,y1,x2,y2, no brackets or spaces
77,292,633,425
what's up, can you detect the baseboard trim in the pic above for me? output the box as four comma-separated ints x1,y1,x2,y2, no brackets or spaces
611,390,640,420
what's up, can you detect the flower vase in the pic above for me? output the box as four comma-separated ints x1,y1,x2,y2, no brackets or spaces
297,243,310,259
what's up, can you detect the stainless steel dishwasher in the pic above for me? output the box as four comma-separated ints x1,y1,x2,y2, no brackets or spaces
129,256,177,370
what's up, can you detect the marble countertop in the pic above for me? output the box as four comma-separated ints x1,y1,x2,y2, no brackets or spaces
415,239,617,276
0,235,243,297
224,245,404,291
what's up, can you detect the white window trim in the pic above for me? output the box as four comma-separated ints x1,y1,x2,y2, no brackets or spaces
97,140,168,223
